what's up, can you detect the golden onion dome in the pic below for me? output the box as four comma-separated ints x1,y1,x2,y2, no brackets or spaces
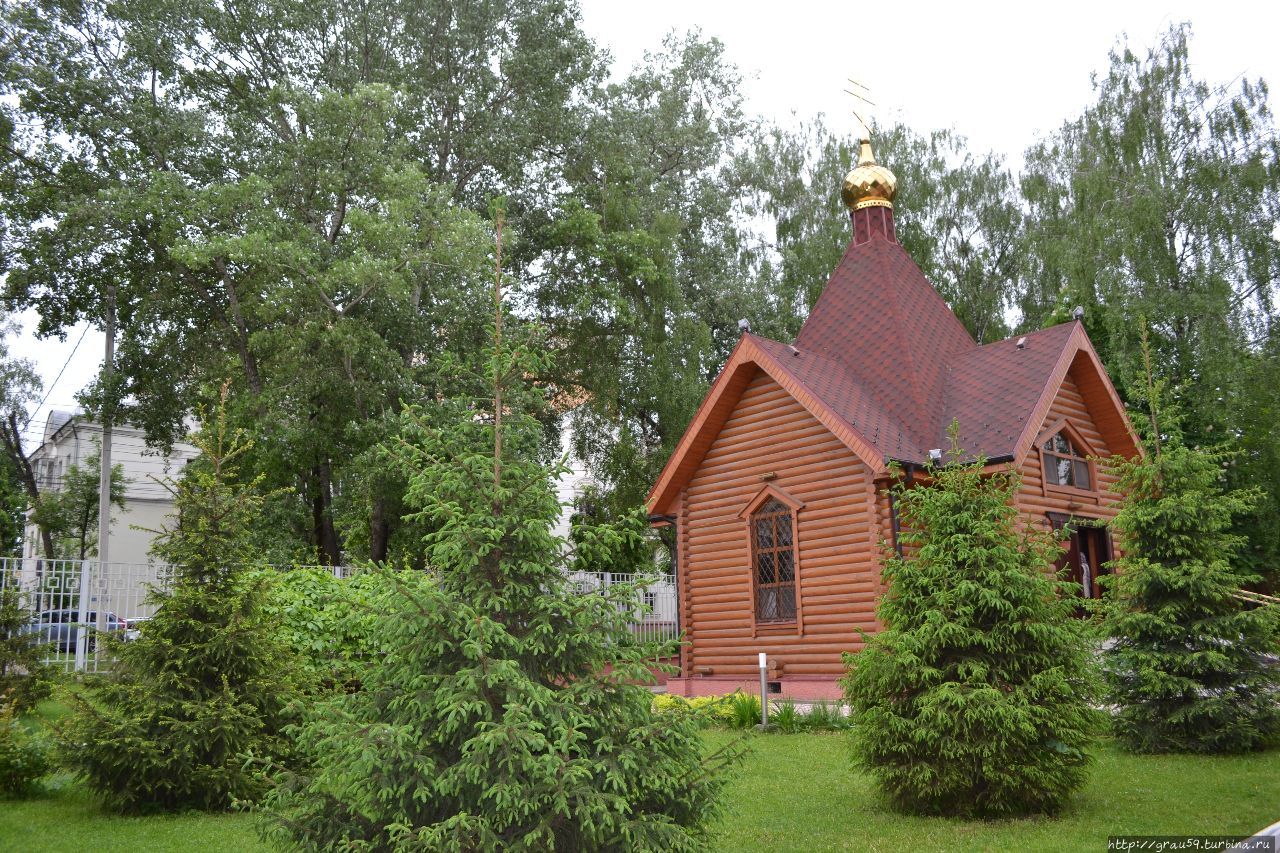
841,137,897,210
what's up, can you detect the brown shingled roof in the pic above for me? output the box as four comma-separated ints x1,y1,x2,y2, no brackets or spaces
939,322,1078,461
795,236,975,452
648,207,1139,513
749,336,923,461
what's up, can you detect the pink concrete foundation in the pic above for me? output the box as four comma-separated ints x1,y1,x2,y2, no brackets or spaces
665,676,844,702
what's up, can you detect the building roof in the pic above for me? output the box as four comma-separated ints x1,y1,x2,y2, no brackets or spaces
648,193,1140,514
794,235,976,456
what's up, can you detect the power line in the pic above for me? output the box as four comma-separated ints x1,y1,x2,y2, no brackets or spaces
24,324,92,430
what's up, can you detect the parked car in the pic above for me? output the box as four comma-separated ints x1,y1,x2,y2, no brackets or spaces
22,609,130,652
123,616,151,642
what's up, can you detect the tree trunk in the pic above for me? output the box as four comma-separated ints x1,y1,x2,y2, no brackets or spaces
310,462,341,566
2,412,55,559
369,493,390,564
215,258,264,396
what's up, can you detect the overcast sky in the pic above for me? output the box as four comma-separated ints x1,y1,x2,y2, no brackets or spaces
12,1,1279,448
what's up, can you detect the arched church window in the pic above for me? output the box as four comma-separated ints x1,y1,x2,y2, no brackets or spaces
751,498,797,623
1042,429,1093,490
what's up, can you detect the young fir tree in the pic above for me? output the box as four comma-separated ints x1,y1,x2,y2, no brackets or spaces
59,390,299,812
842,430,1098,817
0,582,52,712
261,219,734,850
1102,376,1280,754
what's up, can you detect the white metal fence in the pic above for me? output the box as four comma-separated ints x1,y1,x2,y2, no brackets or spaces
566,571,679,647
2,557,678,673
0,557,350,674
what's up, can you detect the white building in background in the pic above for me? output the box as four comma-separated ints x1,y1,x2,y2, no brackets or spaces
552,423,596,543
22,410,200,566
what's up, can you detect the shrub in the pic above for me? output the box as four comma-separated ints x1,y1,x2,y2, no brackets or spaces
1102,394,1280,754
261,320,737,850
59,395,300,812
0,583,53,713
0,700,50,797
257,566,416,693
652,693,738,727
772,699,802,733
727,691,762,729
842,434,1098,818
801,702,849,731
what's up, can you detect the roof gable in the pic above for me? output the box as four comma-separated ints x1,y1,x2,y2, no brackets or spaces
647,335,887,514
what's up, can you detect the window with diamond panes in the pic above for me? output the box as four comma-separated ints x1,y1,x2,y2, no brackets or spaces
1042,430,1092,490
751,498,797,623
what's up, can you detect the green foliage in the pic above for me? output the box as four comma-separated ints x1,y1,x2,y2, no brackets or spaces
800,701,850,731
0,0,596,566
1102,388,1280,754
842,434,1099,817
528,32,752,515
727,691,762,730
59,399,300,813
260,313,736,850
651,693,740,728
256,566,428,694
651,694,850,733
772,699,802,733
0,583,53,713
0,315,42,557
28,452,126,561
0,700,50,797
0,454,25,558
1020,24,1280,583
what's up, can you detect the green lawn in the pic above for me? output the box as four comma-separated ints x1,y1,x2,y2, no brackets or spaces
3,724,1276,852
708,731,1279,852
0,780,264,852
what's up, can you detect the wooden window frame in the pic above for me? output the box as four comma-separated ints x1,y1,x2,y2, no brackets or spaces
1036,418,1099,500
739,484,805,636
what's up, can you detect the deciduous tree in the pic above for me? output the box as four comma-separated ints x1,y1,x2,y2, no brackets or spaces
1020,24,1280,579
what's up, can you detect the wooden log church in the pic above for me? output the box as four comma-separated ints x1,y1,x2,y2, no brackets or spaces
648,133,1141,700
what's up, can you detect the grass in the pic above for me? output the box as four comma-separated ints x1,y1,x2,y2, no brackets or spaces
708,731,1280,852
3,703,1276,852
0,781,265,852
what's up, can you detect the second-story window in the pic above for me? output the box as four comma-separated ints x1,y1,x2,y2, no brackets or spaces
1042,430,1092,490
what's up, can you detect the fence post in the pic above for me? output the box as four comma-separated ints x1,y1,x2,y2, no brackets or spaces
73,558,92,673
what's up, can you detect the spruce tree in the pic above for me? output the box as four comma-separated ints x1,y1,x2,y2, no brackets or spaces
59,390,299,811
0,582,52,713
261,231,734,848
1102,385,1280,754
842,432,1098,817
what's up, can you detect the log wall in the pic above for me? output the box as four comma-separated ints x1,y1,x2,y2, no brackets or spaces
681,369,878,678
676,361,1128,682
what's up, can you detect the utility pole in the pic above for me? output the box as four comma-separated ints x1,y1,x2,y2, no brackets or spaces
75,283,115,672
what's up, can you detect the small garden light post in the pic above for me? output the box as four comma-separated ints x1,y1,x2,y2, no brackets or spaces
759,652,769,727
